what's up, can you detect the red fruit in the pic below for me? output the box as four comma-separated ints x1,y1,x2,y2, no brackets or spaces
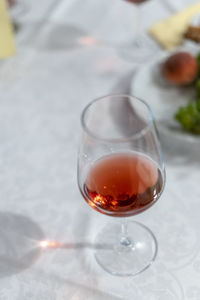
162,52,198,85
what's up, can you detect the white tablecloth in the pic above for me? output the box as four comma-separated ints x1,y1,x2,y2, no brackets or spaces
0,0,200,299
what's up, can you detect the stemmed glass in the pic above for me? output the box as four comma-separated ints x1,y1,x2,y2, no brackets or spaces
6,0,27,23
77,94,165,276
121,0,159,61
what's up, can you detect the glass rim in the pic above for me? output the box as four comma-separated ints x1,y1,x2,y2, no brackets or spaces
81,93,154,143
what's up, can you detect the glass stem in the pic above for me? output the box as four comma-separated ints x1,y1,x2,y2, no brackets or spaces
120,219,132,247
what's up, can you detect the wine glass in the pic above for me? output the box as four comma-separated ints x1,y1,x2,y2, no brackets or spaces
120,0,159,61
77,94,165,276
6,0,27,23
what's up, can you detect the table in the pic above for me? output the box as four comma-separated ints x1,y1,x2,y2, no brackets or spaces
0,0,200,299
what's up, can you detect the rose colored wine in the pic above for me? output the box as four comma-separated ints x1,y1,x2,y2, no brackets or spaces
7,0,16,7
83,153,163,217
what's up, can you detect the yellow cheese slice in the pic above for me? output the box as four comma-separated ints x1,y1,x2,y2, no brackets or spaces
149,2,200,50
0,0,16,59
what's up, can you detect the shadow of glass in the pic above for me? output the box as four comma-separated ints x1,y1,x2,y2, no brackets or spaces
41,240,112,251
61,242,112,250
36,23,88,51
16,21,90,51
0,212,44,277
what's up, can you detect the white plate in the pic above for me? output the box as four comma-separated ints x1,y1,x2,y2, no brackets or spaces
130,54,200,145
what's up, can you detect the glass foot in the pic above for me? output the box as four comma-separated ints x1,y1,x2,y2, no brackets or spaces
94,221,157,276
119,34,160,63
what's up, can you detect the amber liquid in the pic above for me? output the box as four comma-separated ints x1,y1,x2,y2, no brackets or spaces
83,153,163,217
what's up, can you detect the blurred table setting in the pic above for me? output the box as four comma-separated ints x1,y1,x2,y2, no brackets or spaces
0,0,200,299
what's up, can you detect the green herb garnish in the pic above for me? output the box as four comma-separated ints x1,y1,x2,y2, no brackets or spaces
175,98,200,134
175,53,200,134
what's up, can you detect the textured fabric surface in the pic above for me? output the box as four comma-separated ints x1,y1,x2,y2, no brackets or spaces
0,0,199,299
